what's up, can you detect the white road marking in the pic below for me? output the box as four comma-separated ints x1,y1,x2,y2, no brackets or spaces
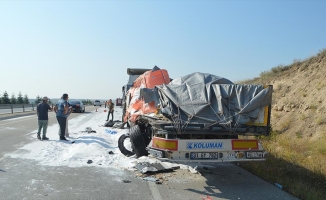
148,181,163,200
0,113,56,126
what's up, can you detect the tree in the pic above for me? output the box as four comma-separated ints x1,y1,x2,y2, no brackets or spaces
82,99,92,105
2,91,10,104
35,95,42,104
17,92,24,104
23,94,29,104
0,91,2,104
10,93,17,104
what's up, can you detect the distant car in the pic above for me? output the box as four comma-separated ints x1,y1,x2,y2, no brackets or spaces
94,100,102,106
69,100,85,113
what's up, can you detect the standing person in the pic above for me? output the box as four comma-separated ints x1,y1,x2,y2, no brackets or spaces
56,102,72,137
36,96,53,140
106,99,114,121
54,93,70,141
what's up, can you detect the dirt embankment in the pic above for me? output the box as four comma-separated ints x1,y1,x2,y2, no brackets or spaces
238,49,326,200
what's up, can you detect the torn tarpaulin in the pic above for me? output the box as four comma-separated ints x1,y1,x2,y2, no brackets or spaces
104,120,121,127
81,127,96,133
103,120,125,129
134,162,175,174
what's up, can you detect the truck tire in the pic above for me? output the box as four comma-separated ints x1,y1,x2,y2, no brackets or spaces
129,125,148,158
118,134,135,157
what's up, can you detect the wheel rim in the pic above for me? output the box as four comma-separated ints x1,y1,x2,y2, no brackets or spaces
123,137,133,152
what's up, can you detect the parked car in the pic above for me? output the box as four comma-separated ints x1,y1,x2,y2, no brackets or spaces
94,100,102,106
69,100,85,113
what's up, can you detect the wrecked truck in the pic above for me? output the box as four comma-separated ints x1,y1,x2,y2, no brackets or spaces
118,66,272,162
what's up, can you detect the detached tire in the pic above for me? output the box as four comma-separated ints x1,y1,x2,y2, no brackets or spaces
118,134,134,157
129,125,148,158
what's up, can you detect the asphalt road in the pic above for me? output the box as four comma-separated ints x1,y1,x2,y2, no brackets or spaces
0,106,299,200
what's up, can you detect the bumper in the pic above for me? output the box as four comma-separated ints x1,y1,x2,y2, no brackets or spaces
148,137,267,162
72,107,82,112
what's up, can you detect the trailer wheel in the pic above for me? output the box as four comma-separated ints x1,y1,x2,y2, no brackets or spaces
118,134,135,157
129,125,148,158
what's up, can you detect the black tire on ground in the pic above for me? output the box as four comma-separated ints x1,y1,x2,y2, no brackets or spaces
118,134,135,157
83,107,85,112
129,125,148,158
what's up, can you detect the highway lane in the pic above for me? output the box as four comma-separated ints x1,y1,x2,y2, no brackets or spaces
0,107,299,200
0,106,156,200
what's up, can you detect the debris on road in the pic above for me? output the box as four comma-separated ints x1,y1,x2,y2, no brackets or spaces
201,166,212,174
104,120,121,127
102,120,125,129
81,127,96,133
201,195,213,200
112,122,126,129
188,166,199,174
142,177,159,182
274,182,283,189
105,129,117,135
134,162,176,174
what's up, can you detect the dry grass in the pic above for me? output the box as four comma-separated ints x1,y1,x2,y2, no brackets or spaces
316,116,326,125
240,132,326,200
239,48,326,200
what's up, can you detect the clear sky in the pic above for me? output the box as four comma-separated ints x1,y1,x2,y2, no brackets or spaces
1,0,326,100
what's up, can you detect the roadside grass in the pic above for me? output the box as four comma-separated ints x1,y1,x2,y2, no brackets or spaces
240,132,326,200
238,49,326,199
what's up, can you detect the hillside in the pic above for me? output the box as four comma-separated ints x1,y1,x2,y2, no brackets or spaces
238,49,326,200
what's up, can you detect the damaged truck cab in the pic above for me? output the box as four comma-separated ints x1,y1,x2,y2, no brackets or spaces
119,66,272,162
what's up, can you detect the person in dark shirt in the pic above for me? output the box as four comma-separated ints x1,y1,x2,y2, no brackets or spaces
37,96,53,140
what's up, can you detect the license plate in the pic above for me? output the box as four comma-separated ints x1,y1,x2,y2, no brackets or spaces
190,152,218,159
227,153,236,158
246,151,263,158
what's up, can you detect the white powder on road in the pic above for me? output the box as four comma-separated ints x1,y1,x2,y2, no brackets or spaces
5,107,138,170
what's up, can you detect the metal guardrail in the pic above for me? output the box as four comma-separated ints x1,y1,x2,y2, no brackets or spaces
0,104,53,115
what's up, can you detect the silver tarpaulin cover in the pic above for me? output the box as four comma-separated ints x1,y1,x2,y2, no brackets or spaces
151,72,272,125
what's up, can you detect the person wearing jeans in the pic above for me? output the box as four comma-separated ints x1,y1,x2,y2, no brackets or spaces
36,96,53,140
57,101,72,138
57,105,72,137
54,93,70,141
